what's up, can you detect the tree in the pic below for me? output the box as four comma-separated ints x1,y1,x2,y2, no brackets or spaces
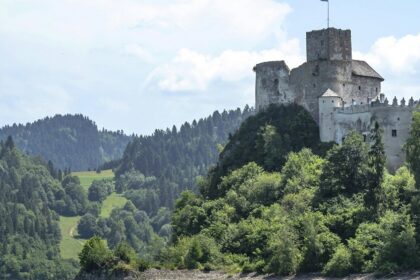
88,179,114,202
366,122,386,215
113,242,137,265
78,214,98,238
79,236,113,272
318,131,369,199
406,111,420,189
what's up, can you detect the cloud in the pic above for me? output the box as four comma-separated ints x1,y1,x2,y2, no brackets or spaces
0,0,293,134
353,33,420,100
150,39,303,92
354,34,420,75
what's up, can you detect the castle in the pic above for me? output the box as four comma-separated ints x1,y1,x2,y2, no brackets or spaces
254,28,419,171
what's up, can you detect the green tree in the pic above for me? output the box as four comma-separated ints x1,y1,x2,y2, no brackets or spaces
318,131,369,199
406,111,420,189
78,214,98,238
366,122,386,215
79,236,113,272
114,242,137,265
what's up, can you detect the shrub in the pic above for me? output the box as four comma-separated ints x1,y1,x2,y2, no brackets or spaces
114,242,137,265
79,236,114,272
322,244,352,277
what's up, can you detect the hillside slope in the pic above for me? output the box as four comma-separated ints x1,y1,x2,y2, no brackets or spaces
0,114,132,171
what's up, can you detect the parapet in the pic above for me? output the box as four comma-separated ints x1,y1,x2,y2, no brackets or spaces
253,61,290,73
336,96,419,114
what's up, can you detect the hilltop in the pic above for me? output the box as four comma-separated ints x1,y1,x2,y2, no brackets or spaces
0,114,132,171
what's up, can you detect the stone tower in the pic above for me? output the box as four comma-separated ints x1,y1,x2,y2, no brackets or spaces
306,28,352,62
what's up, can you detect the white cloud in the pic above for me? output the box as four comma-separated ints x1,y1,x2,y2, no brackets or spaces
0,0,294,133
354,34,420,75
150,39,303,91
354,33,420,100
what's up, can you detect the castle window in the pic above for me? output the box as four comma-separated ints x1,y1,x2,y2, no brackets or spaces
392,130,397,137
321,40,324,46
358,86,361,90
313,83,316,88
274,79,279,86
343,83,345,87
363,134,367,142
376,87,378,93
332,100,334,103
323,100,325,104
397,117,400,121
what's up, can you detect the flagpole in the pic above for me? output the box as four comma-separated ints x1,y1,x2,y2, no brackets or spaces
327,0,330,28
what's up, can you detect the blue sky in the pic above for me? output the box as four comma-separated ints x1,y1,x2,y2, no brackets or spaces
1,0,419,134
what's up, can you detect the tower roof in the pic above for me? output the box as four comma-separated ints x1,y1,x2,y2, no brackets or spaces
352,60,384,81
320,89,340,98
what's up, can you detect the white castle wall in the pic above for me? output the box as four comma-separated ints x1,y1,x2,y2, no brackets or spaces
333,102,416,171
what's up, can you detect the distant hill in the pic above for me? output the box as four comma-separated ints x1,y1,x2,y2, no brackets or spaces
0,114,132,171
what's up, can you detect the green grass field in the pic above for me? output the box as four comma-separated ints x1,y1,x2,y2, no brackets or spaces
59,216,86,260
72,169,114,192
59,169,127,260
101,192,128,218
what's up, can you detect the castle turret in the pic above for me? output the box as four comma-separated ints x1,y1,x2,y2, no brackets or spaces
253,61,293,111
319,89,342,142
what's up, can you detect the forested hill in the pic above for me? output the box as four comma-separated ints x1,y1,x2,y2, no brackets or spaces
0,138,80,279
0,114,132,171
115,106,254,193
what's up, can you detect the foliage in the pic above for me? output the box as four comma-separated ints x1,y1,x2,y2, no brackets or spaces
201,104,330,199
88,179,115,202
167,106,420,277
0,140,79,279
322,244,352,277
79,236,113,272
0,114,132,171
406,111,420,189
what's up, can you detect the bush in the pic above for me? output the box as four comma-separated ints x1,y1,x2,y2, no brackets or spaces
77,214,97,239
114,242,137,265
79,236,114,272
265,230,302,276
88,179,114,202
322,244,352,277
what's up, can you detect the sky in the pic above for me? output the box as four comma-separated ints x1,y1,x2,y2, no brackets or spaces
1,0,420,135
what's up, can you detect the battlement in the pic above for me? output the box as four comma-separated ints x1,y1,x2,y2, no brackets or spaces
306,28,352,62
335,96,418,114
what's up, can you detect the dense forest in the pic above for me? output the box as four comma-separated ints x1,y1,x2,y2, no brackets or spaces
77,105,420,278
0,114,132,171
74,107,255,260
0,137,81,279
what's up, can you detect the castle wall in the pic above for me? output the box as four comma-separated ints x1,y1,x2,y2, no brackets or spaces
333,106,371,144
254,61,293,111
333,104,416,172
371,106,414,171
290,60,352,122
344,76,381,105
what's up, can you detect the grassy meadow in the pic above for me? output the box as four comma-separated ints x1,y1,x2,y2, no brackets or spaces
59,169,127,260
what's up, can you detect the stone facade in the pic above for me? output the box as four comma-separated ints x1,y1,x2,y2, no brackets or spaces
254,27,419,171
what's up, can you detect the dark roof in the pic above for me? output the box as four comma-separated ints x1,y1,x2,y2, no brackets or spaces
352,60,384,81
